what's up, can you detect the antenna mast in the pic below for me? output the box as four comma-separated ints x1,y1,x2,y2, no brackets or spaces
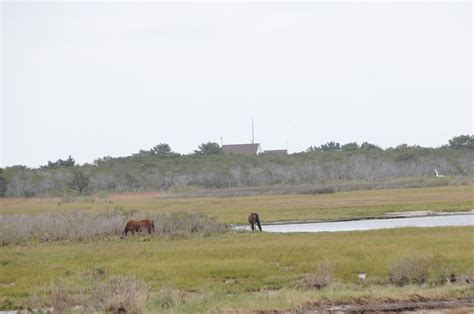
251,119,254,144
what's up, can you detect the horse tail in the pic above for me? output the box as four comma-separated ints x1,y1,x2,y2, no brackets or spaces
255,214,262,231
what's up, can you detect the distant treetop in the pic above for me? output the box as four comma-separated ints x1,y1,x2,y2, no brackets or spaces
151,143,173,155
341,142,359,152
41,155,76,169
194,142,223,155
448,135,474,150
320,142,341,151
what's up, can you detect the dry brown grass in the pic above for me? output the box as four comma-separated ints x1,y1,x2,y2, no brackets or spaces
0,211,227,245
109,192,159,201
91,276,149,313
49,280,74,314
389,252,456,286
303,260,335,289
0,212,125,245
1,185,472,226
48,276,148,313
157,288,176,309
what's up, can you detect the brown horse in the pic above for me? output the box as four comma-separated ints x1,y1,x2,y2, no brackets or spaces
123,219,155,236
248,213,262,232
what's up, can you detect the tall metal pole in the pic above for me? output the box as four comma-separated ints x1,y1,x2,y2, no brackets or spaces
252,119,254,144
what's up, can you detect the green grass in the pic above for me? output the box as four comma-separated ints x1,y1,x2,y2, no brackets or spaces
1,227,473,311
0,185,472,224
1,185,473,311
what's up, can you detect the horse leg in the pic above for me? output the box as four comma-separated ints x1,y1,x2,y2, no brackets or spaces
250,223,255,231
256,216,262,232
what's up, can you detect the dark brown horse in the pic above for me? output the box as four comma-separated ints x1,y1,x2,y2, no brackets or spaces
248,213,262,232
123,219,155,236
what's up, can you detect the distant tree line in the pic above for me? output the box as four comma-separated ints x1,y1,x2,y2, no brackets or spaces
0,135,472,197
306,141,380,152
448,135,474,150
306,135,474,152
41,155,76,169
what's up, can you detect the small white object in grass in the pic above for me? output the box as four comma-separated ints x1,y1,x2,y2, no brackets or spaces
434,168,446,177
358,272,366,281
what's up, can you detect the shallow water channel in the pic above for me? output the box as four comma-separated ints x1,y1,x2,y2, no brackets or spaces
237,214,474,233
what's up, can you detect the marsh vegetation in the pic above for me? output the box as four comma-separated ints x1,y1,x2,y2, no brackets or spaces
0,185,472,312
1,137,472,198
1,227,473,312
0,211,226,245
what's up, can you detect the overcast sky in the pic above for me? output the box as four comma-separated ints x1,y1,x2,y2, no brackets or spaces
1,2,472,167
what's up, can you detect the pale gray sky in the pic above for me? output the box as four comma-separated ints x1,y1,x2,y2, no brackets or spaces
1,2,472,167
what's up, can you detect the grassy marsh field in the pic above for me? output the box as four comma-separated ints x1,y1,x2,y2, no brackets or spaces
0,185,473,312
0,227,473,311
0,185,472,224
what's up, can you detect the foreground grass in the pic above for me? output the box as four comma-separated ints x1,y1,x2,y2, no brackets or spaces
1,227,473,311
174,284,474,313
0,185,472,224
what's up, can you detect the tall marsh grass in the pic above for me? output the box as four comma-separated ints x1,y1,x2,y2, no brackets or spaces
0,211,227,245
389,252,456,286
26,275,149,314
0,212,125,245
90,275,149,313
160,176,467,199
303,260,335,289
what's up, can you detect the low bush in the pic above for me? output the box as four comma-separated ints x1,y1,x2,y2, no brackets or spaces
157,288,176,309
40,275,149,313
91,276,149,313
388,252,456,286
389,253,430,285
303,260,334,289
49,280,75,314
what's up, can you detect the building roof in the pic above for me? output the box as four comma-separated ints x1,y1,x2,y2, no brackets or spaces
262,149,288,155
222,143,261,154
